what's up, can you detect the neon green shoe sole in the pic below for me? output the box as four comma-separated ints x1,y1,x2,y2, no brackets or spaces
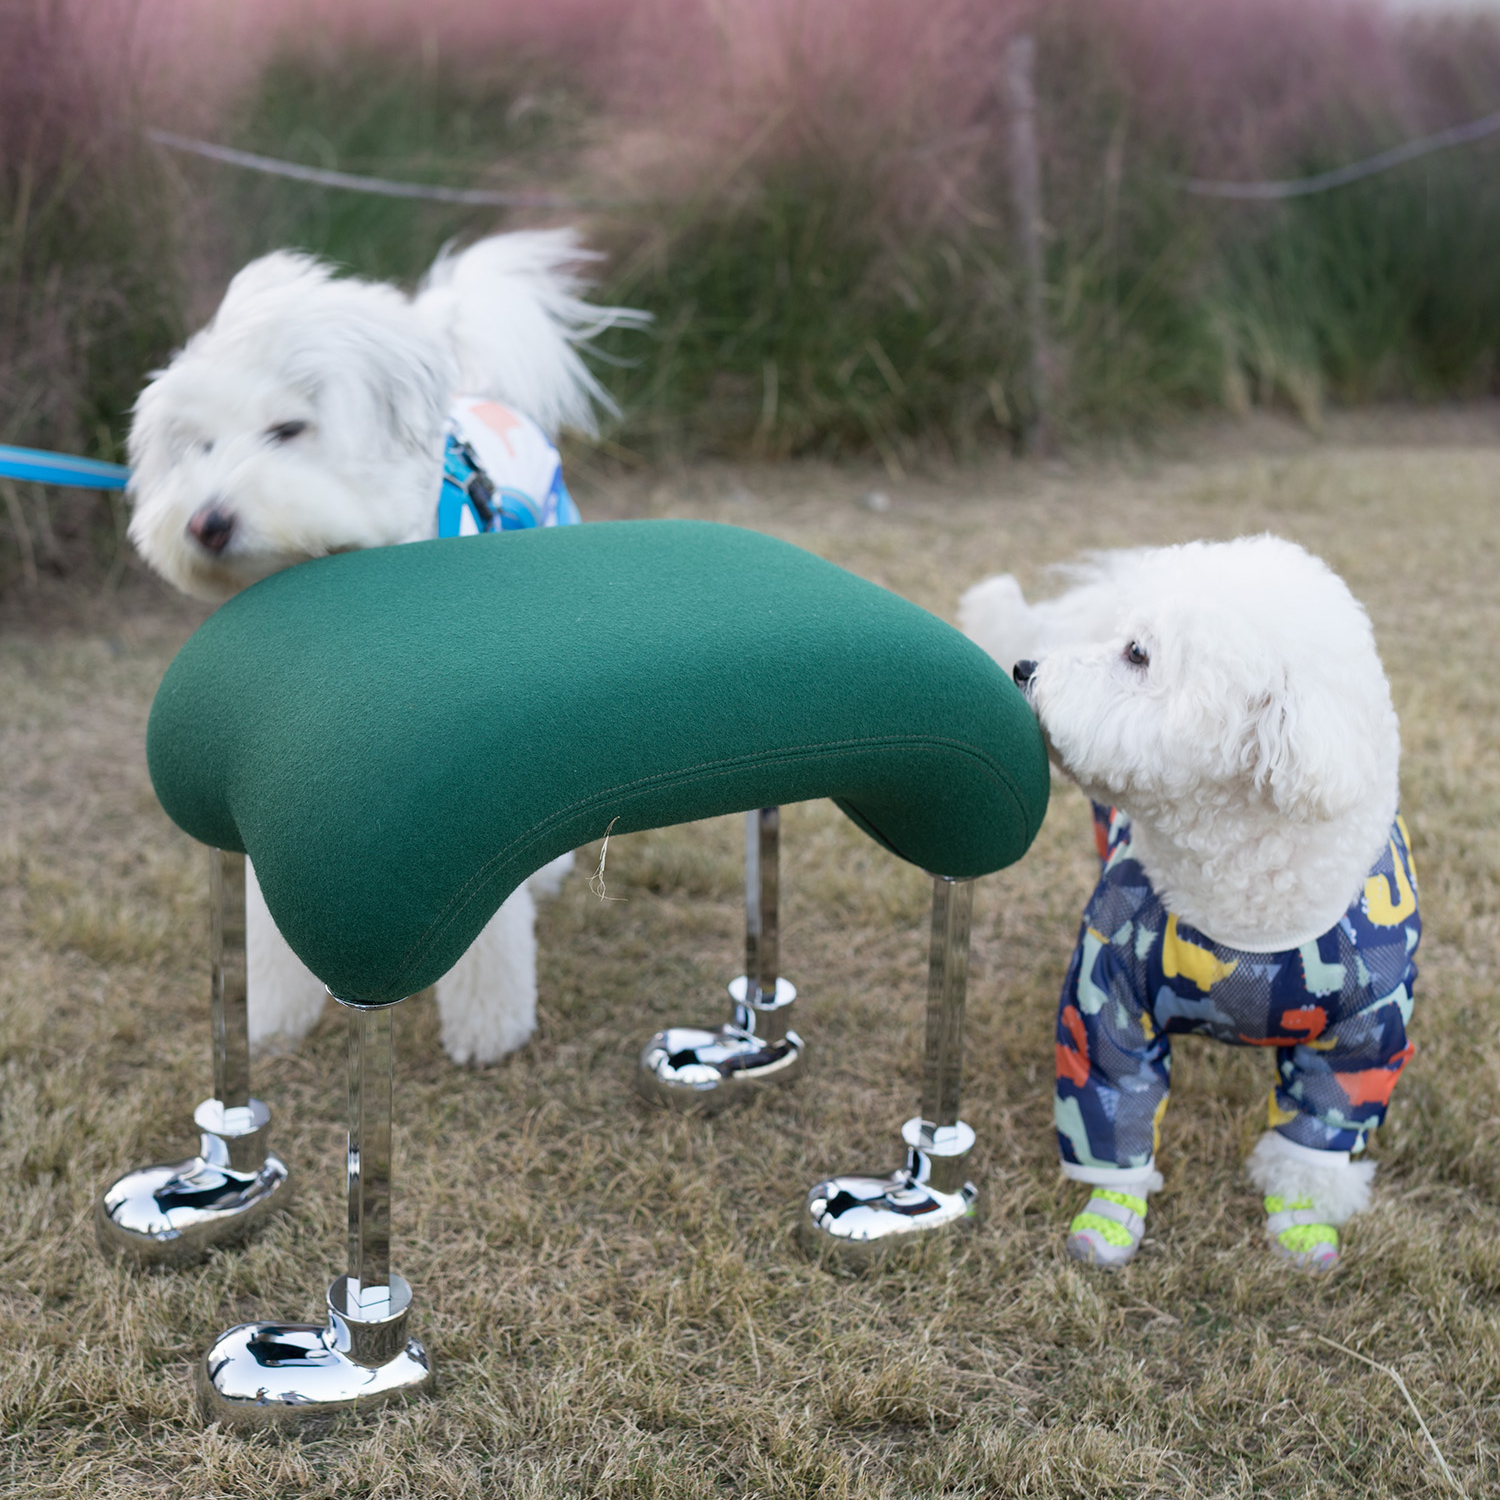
1265,1195,1340,1272
1065,1187,1148,1269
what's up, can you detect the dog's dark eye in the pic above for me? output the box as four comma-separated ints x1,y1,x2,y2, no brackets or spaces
267,421,307,443
1124,641,1150,668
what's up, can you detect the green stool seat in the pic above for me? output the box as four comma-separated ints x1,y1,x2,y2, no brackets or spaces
149,520,1047,1004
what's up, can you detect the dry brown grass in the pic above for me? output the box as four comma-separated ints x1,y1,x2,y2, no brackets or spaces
3,413,1498,1496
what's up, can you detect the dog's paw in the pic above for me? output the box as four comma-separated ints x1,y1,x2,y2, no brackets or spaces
438,1008,537,1067
1264,1196,1341,1272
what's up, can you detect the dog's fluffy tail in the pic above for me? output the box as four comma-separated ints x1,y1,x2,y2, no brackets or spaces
960,549,1158,673
414,229,650,437
958,574,1043,677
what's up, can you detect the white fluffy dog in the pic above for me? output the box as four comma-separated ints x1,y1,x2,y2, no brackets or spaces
128,230,645,1064
961,537,1419,1270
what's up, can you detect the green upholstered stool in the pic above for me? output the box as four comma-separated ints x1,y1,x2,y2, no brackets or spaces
108,519,1047,1428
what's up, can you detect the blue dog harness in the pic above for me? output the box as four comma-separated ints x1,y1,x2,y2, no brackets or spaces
436,406,580,539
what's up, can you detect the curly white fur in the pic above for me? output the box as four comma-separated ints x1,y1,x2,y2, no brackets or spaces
961,537,1399,950
961,535,1402,1215
1245,1131,1374,1225
128,231,632,1064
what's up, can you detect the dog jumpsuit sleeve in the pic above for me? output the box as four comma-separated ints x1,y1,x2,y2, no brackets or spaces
1054,850,1173,1174
1267,819,1421,1154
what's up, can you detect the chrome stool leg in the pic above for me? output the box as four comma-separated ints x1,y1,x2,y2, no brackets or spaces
801,875,980,1263
196,997,433,1430
638,806,804,1111
95,849,290,1265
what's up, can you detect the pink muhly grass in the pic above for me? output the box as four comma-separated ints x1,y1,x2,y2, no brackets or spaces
90,0,1035,217
1097,0,1421,178
50,2,1500,214
73,1,1500,226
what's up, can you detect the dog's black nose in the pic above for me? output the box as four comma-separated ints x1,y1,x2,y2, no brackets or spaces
189,504,235,553
1013,659,1037,689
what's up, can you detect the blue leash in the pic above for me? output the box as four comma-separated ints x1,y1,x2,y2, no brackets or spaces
0,444,130,489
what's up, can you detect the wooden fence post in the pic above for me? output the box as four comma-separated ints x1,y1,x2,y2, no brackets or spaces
1003,33,1051,455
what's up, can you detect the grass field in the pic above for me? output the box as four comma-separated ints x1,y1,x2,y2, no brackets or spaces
2,414,1497,1496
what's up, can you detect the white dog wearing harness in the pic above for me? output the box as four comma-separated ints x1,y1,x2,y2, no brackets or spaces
127,231,647,1064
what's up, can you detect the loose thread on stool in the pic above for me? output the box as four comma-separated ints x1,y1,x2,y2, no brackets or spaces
590,818,623,902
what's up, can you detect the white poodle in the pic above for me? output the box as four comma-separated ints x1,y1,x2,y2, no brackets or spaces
128,230,646,1064
961,537,1419,1270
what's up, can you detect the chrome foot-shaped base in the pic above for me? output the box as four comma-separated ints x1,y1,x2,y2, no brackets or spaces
638,977,802,1112
197,1274,432,1431
95,1099,290,1266
640,806,804,1113
801,1117,979,1266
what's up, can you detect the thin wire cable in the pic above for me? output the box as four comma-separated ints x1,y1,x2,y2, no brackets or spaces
148,103,1500,210
1177,108,1500,199
143,128,617,210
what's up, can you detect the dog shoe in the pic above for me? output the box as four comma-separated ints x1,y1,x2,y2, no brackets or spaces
1065,1187,1148,1268
1264,1195,1340,1272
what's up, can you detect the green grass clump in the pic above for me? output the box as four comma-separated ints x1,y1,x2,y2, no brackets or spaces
597,168,1025,466
207,37,1500,466
1212,148,1500,423
212,58,1028,464
211,49,591,282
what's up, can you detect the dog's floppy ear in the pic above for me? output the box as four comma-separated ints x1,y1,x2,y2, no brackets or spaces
347,320,452,456
1247,672,1381,823
285,306,452,461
